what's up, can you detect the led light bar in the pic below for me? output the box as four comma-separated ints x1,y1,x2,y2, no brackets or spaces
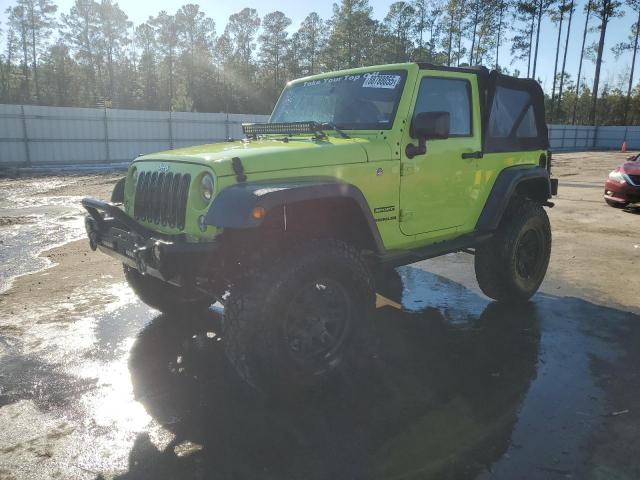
242,122,322,137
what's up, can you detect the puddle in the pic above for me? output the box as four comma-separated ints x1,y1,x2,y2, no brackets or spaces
0,180,86,293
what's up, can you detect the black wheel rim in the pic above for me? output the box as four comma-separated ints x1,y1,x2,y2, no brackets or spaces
283,278,352,367
515,229,544,280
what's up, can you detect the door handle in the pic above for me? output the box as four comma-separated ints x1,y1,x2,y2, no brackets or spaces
461,151,483,159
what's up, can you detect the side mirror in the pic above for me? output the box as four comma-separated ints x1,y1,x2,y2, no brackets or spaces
406,111,450,159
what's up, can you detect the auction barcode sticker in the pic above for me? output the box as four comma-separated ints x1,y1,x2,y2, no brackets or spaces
362,73,401,89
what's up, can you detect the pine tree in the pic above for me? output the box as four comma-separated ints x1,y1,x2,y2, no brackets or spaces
573,0,592,123
176,4,215,111
589,0,624,124
495,0,512,70
135,23,158,109
259,11,291,94
324,0,375,69
15,0,58,102
149,11,179,110
556,0,574,114
297,12,325,75
96,0,131,104
384,2,416,63
511,1,538,77
612,0,640,123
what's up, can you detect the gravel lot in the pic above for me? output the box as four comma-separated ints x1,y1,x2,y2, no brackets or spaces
0,152,638,480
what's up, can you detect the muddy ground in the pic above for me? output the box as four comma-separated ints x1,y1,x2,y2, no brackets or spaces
0,153,638,479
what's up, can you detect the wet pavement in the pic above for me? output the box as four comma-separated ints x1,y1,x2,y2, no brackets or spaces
1,168,640,479
1,264,639,479
0,178,86,293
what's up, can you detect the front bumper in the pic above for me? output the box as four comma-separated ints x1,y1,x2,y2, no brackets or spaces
604,179,640,204
82,198,218,286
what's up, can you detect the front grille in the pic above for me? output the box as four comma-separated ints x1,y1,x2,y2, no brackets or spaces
627,174,640,186
134,171,191,229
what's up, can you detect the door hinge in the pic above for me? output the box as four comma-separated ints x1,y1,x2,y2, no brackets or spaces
399,209,415,222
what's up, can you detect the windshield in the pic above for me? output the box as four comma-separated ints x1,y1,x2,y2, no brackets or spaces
270,70,407,130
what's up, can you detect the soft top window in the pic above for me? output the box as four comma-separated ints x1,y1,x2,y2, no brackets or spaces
483,72,547,153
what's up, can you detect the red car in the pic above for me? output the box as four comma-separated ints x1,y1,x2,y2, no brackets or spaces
604,154,640,208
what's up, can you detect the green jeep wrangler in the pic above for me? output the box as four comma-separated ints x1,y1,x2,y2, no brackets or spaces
83,63,557,391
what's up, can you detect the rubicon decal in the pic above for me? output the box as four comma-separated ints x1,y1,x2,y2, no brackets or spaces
374,206,395,214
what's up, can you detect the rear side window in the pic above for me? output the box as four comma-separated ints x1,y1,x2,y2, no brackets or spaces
483,71,548,153
488,86,538,138
413,77,472,136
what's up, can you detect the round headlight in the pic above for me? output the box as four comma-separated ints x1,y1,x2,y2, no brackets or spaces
131,167,138,186
200,173,214,202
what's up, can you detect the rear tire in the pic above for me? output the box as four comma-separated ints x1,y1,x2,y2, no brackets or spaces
123,265,213,313
222,239,376,396
474,199,551,303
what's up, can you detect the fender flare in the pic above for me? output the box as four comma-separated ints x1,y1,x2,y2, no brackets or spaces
204,180,385,253
476,166,551,231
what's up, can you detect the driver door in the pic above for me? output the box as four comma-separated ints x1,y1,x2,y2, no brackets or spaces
399,74,481,236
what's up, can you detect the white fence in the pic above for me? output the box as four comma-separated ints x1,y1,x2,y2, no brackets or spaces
548,124,640,152
1,104,638,168
0,104,269,168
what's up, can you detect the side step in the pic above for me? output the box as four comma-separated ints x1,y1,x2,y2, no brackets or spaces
377,231,493,268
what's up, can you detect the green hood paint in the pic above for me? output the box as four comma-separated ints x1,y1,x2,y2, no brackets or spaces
133,136,392,177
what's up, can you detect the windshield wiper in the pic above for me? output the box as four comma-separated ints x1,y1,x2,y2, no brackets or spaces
320,122,350,139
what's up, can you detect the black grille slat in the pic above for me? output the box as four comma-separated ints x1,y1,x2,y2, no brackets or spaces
628,174,640,186
160,172,172,225
169,174,180,227
150,172,160,223
133,172,144,219
139,172,150,220
176,174,191,230
133,169,191,230
143,172,153,221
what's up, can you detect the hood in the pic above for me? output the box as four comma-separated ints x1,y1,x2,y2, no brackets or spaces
134,136,391,176
621,160,640,175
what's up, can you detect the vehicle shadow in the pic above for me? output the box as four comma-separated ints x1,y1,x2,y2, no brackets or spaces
110,269,542,480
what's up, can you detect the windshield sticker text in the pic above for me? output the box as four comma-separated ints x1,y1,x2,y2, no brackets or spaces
302,75,362,88
362,73,401,89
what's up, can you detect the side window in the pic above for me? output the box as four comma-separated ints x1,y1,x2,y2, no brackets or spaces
488,86,538,138
413,77,472,136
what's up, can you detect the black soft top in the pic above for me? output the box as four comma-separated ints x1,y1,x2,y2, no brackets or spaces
419,64,548,153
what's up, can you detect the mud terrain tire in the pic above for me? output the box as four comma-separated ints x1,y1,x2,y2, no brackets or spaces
474,199,551,303
222,239,376,395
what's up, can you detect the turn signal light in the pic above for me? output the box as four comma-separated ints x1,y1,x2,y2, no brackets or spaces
252,206,266,220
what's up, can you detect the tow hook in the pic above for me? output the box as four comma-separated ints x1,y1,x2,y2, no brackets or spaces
135,246,148,275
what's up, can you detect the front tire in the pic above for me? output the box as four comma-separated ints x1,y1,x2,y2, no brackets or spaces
123,265,213,313
474,199,551,303
222,239,376,395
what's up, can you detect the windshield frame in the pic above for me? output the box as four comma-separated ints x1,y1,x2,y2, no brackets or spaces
270,69,409,131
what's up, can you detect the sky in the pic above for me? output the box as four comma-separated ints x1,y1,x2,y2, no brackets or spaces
0,0,637,95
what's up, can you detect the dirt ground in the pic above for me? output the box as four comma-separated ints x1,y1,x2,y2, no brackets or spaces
0,174,123,335
546,152,639,311
0,153,638,480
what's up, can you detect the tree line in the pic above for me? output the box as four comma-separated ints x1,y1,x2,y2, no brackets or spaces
1,0,640,125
